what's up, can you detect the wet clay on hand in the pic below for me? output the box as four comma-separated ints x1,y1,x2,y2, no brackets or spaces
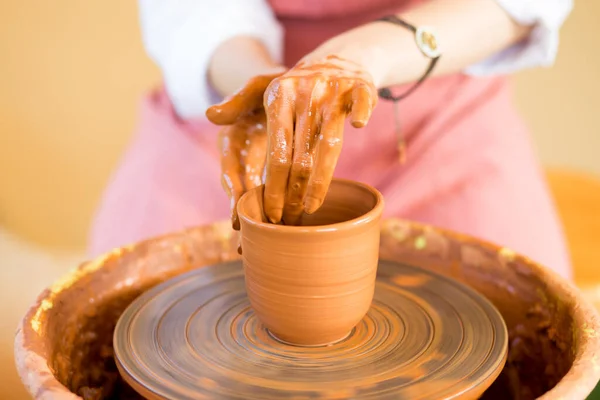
263,55,378,225
206,72,284,230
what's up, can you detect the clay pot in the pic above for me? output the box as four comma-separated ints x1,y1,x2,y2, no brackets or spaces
14,219,600,399
237,179,384,346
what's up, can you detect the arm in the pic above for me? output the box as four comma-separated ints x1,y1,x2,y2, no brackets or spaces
138,0,283,119
256,0,572,224
208,37,285,99
207,0,571,226
140,0,570,118
307,0,572,88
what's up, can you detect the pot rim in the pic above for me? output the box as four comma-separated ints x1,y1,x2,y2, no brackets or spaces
237,178,385,233
13,218,600,400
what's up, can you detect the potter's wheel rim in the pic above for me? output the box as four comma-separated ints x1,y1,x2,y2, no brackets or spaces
16,219,600,400
113,259,508,400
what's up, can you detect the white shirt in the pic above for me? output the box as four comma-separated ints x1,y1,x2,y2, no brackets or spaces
138,0,572,119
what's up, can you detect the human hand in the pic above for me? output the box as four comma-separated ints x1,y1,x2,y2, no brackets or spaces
263,55,378,225
206,71,284,230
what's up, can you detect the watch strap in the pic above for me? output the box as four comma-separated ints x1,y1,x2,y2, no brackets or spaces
376,15,441,102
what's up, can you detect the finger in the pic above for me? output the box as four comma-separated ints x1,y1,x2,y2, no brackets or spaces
220,175,243,231
220,127,245,230
349,84,376,128
304,112,345,214
206,89,262,125
264,80,295,224
206,75,276,125
282,101,318,226
243,123,268,190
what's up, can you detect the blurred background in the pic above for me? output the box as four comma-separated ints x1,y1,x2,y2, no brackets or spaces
1,0,599,398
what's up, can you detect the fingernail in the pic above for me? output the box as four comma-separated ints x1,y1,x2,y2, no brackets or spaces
267,208,282,224
351,119,366,128
205,108,218,121
304,197,322,214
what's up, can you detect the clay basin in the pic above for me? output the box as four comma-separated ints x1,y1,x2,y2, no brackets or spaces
15,219,600,399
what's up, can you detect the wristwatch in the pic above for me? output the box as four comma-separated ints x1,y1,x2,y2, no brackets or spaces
376,15,442,102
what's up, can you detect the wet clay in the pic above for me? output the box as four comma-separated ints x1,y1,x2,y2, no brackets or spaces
206,72,284,231
208,55,377,228
237,179,384,346
15,219,600,399
379,220,600,400
113,259,507,399
261,55,378,225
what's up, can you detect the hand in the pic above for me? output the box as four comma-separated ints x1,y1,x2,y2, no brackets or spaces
206,71,285,230
263,55,378,225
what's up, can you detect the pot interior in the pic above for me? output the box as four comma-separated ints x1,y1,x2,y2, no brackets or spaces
238,179,382,227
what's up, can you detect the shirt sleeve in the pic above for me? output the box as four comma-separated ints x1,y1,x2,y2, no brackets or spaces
138,0,284,119
465,0,573,76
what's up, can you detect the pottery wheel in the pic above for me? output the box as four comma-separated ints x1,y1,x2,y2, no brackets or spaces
114,260,508,399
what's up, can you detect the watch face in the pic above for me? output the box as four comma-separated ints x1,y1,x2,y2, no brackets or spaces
416,26,441,58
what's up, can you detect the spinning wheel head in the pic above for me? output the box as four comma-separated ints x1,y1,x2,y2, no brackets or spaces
114,260,507,399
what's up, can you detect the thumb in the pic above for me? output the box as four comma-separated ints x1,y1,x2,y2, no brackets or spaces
206,73,283,125
206,94,251,125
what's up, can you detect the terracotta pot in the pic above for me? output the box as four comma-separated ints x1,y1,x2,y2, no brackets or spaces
236,179,384,346
14,219,600,399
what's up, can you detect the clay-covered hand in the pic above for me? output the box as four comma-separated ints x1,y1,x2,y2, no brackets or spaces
206,72,284,230
263,55,378,225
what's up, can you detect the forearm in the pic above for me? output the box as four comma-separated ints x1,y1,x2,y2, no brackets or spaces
309,0,530,88
208,37,286,98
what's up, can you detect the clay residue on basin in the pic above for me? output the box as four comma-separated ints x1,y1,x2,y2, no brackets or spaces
14,219,600,400
380,219,600,400
47,288,146,399
15,222,240,399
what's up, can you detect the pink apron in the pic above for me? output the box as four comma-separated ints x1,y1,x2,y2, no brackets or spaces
88,0,571,279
